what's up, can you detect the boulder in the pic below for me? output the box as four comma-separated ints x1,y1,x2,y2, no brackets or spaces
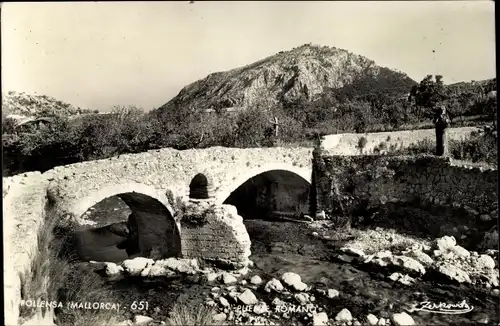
451,246,470,259
294,293,309,305
475,255,496,270
238,289,258,305
213,313,227,322
122,257,154,276
264,278,284,293
327,289,340,298
392,256,426,276
220,273,237,285
105,262,123,276
435,236,456,251
391,312,415,325
312,312,329,326
335,308,352,322
250,275,263,285
403,250,434,267
281,272,307,291
436,263,471,284
133,315,153,326
366,314,379,325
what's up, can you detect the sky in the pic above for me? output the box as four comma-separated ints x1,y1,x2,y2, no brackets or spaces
1,1,496,112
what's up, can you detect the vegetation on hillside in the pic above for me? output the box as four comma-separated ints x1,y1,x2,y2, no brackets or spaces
2,91,96,118
2,73,497,176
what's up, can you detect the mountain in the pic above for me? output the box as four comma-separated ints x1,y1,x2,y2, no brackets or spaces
2,91,97,120
158,44,418,112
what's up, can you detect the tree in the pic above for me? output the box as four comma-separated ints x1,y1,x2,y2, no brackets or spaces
412,75,447,114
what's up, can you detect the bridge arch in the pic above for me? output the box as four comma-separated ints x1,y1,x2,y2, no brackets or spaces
61,182,181,262
215,163,312,205
215,163,312,219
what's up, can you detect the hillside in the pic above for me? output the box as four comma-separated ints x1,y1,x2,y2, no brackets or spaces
2,91,96,119
158,44,418,112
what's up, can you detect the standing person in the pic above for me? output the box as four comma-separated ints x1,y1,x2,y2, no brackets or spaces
433,105,451,156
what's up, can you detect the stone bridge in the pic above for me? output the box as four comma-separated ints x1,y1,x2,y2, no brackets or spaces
3,146,314,325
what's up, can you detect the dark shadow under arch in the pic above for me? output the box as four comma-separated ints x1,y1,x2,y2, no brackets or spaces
61,192,181,263
223,170,311,220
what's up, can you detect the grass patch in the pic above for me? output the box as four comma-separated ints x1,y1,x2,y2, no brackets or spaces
385,127,497,166
165,301,223,326
18,212,126,326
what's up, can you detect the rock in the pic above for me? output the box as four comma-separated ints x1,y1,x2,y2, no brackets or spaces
377,317,387,325
491,289,499,297
341,247,365,257
366,314,379,325
206,300,216,307
391,312,415,325
312,312,329,326
327,289,339,298
451,246,470,259
238,289,258,305
337,254,355,263
403,251,434,267
388,273,414,286
435,236,456,251
335,308,352,322
312,232,319,237
213,313,227,322
272,298,285,306
250,275,263,285
221,273,237,284
392,256,426,276
480,226,498,250
105,262,123,276
264,278,284,293
436,263,471,284
133,315,153,326
122,257,154,276
480,214,491,222
219,297,230,307
206,272,219,282
294,293,309,305
156,258,199,274
316,211,326,220
281,272,307,291
253,302,268,315
476,255,496,270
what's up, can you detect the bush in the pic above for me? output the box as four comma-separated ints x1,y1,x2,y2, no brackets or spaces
165,302,222,326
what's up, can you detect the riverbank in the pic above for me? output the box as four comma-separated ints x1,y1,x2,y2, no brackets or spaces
46,217,499,326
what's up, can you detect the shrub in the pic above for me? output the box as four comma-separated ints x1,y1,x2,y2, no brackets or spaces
165,301,222,326
357,136,368,153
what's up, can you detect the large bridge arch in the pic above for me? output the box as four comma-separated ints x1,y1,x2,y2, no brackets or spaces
66,182,176,222
215,163,312,205
55,182,182,262
215,163,312,219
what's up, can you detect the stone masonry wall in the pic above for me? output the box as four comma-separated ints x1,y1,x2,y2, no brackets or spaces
180,200,251,269
3,173,51,326
313,151,498,223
